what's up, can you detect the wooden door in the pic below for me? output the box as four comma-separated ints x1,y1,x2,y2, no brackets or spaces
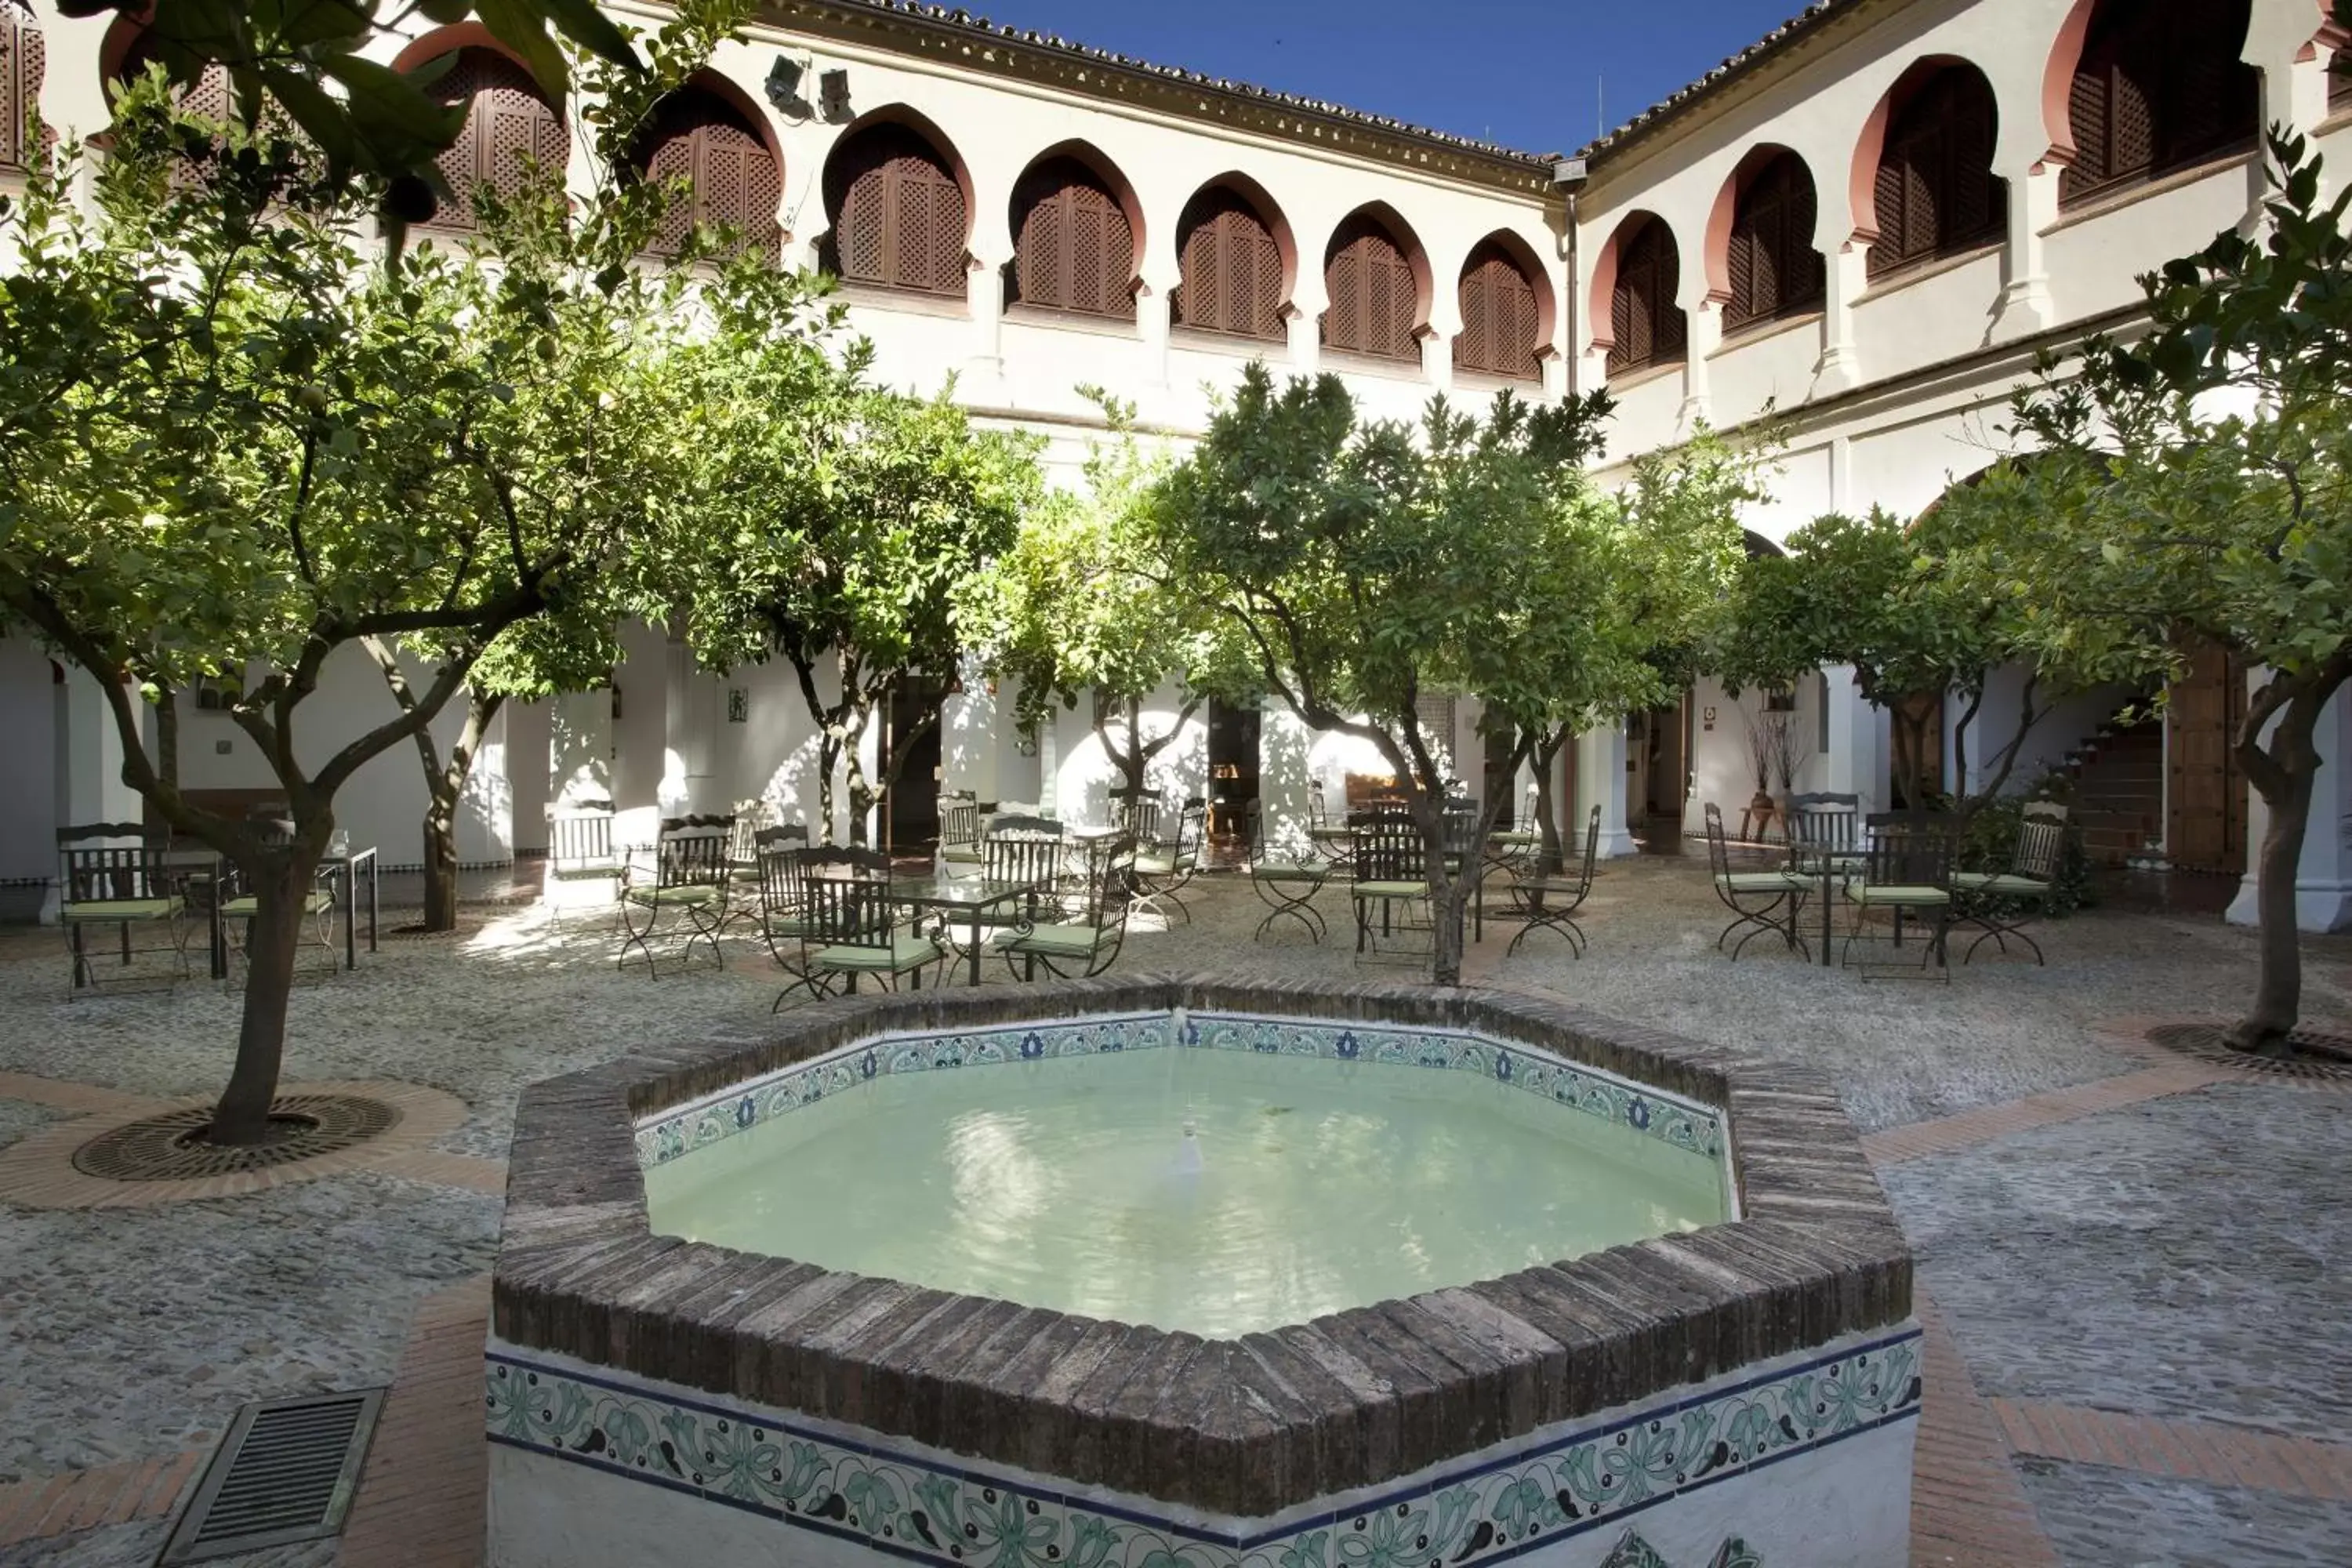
2167,641,2248,874
882,678,945,854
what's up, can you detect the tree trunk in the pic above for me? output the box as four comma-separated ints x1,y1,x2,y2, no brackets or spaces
212,846,321,1144
815,734,841,844
843,697,875,847
2233,759,2314,1054
1531,727,1568,875
411,691,504,933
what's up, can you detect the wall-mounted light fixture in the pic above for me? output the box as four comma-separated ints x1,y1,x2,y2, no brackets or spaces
819,68,852,123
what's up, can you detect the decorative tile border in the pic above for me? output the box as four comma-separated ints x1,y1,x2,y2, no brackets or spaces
486,1328,1915,1567
633,1012,1174,1167
1184,1011,1726,1162
634,1008,1723,1174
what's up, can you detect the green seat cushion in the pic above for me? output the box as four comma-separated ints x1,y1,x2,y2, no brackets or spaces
1951,872,2051,896
220,889,333,916
1715,873,1805,895
1134,853,1196,877
761,916,818,938
993,922,1105,958
1845,884,1951,906
812,934,942,972
940,844,983,864
1489,831,1540,847
625,884,721,906
62,896,182,921
1352,879,1425,900
1252,863,1327,884
550,861,619,878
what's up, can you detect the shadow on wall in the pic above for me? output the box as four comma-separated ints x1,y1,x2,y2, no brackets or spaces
550,692,613,807
1055,705,1210,827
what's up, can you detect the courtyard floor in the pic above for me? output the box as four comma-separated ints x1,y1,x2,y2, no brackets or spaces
1,851,2347,1566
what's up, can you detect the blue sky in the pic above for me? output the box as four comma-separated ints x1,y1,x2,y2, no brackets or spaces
959,0,1807,155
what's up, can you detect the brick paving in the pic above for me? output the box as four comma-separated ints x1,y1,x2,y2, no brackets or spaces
339,1274,492,1568
1857,1060,2226,1167
1991,1399,2352,1503
0,1448,201,1548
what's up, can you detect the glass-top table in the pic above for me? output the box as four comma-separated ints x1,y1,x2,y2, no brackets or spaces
888,875,1041,986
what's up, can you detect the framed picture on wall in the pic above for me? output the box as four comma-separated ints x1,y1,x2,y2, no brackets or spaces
727,688,749,724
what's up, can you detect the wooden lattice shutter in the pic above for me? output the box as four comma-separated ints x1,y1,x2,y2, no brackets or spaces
1453,242,1539,382
826,124,967,295
1607,218,1683,376
419,52,564,232
1009,158,1133,318
1870,70,2003,278
117,31,231,122
2063,0,2255,208
634,89,779,262
1727,154,1821,328
1174,188,1283,340
1321,215,1417,362
2336,45,2352,112
1,2,41,172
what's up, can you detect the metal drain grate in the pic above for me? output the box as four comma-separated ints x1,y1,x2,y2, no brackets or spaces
75,1094,398,1181
2145,1022,2352,1083
158,1389,384,1564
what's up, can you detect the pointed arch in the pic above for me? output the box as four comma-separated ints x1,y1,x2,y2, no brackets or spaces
1171,173,1294,343
1854,59,2005,279
1708,146,1825,330
632,74,782,262
820,106,971,296
1452,230,1552,383
1006,140,1141,319
397,45,568,234
1593,211,1686,377
2054,0,2258,208
1320,201,1429,363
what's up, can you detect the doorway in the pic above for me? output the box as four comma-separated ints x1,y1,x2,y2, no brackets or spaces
1642,697,1686,821
1206,699,1260,846
2168,640,2249,875
882,677,946,854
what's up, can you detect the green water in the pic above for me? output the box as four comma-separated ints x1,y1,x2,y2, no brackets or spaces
643,1049,1727,1338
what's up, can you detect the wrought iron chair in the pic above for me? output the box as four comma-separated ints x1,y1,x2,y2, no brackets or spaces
751,826,814,968
1786,792,1865,871
1131,796,1204,925
786,848,944,1004
1246,799,1330,942
1308,776,1352,865
1704,803,1811,960
56,824,189,994
216,818,340,979
996,835,1139,980
938,790,982,869
1843,813,1957,979
1349,809,1427,963
1485,780,1544,878
618,816,731,976
543,800,619,930
985,814,1066,916
1951,803,2069,965
1502,804,1602,958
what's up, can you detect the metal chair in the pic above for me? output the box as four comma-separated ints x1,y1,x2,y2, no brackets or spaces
1349,809,1427,963
216,818,339,980
938,791,982,869
1842,813,1956,979
617,816,731,976
56,824,189,994
1952,804,2068,965
1245,799,1330,943
1486,780,1543,877
751,826,814,968
985,814,1065,916
996,835,1139,980
786,848,944,1003
1786,792,1864,870
543,800,619,930
1131,796,1204,925
1502,804,1601,957
1704,803,1810,960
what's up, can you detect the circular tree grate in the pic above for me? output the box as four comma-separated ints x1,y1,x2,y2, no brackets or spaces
2143,1023,2352,1084
73,1094,401,1181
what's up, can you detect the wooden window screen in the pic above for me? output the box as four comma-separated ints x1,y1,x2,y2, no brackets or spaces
1321,214,1420,362
1172,187,1283,341
1453,240,1542,381
1007,157,1134,319
416,49,567,233
822,123,967,296
1725,153,1824,330
1869,68,2004,278
2061,0,2256,208
1,1,42,172
2335,45,2352,113
114,29,232,122
636,89,781,262
1606,217,1686,376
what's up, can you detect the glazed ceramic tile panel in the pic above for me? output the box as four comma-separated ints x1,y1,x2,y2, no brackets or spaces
485,1328,1916,1566
633,1009,1725,1174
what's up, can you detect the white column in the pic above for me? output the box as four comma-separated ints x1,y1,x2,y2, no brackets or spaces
1679,299,1719,434
1814,247,1865,394
1575,724,1637,858
939,656,999,800
506,699,551,854
1285,267,1328,379
2227,681,2352,933
610,620,671,843
1820,666,1887,814
1258,702,1316,859
966,252,1009,394
1421,328,1454,394
47,670,147,921
1991,162,2060,342
1134,245,1179,393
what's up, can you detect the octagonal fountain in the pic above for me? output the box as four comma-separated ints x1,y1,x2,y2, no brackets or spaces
488,978,1918,1568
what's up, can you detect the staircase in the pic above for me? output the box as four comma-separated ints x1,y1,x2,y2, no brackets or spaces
2057,716,2165,866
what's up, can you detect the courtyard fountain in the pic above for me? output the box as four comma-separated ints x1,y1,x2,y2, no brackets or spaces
487,978,1917,1566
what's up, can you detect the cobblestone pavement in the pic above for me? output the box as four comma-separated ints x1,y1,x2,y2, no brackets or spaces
1,858,2347,1564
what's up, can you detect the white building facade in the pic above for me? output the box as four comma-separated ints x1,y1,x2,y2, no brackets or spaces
5,0,2349,926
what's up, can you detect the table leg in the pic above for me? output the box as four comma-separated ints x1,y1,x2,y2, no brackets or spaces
1820,867,1834,967
344,868,358,971
967,908,983,987
367,859,379,953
